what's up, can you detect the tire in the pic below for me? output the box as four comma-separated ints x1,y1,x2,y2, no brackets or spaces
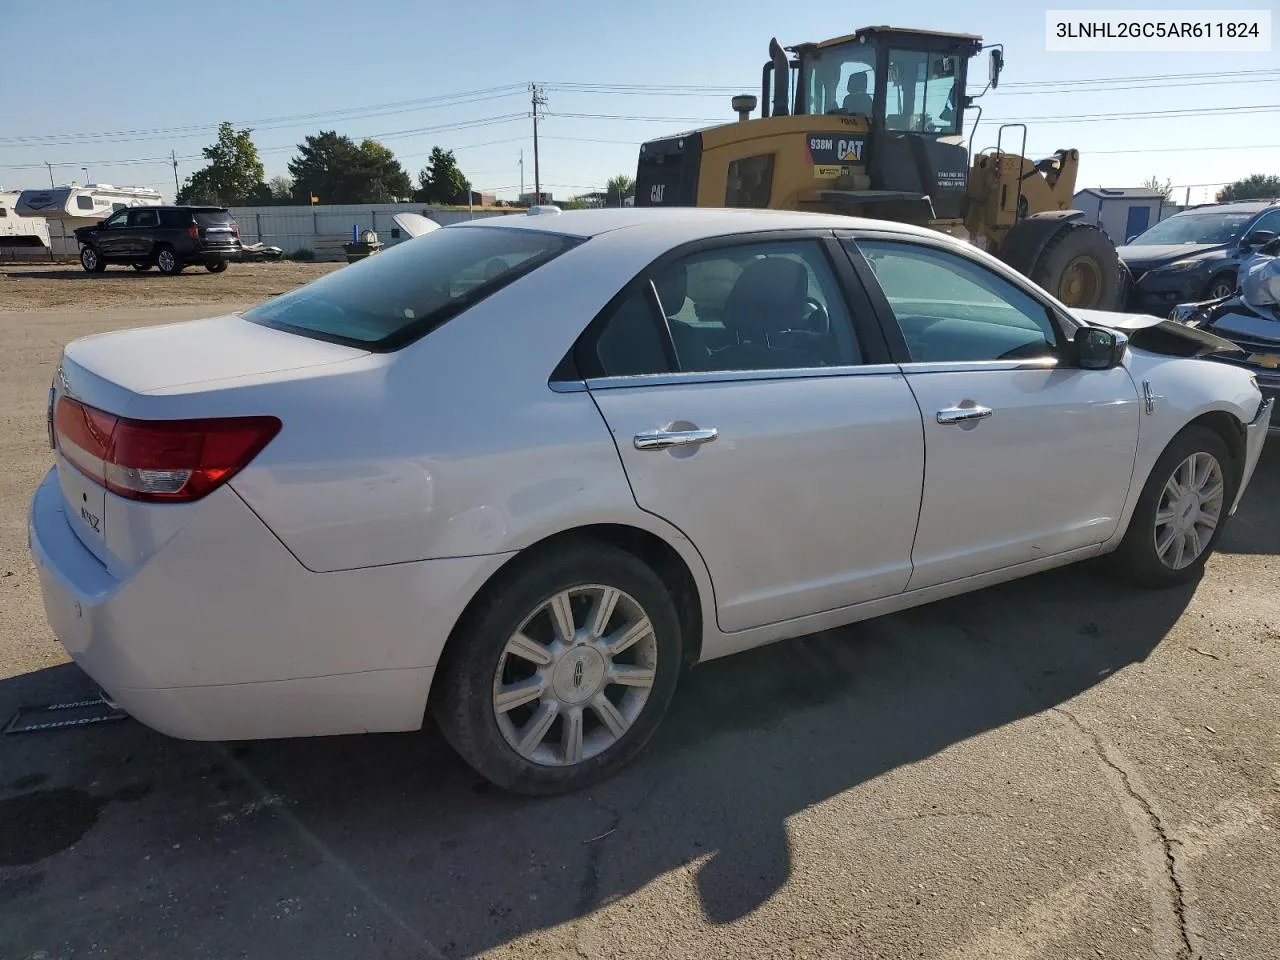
1204,273,1237,301
1109,425,1238,587
205,260,228,274
1028,222,1123,310
80,246,106,273
431,541,684,796
132,263,152,272
155,246,183,275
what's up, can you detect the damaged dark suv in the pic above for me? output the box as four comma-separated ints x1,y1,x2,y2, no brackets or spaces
75,206,242,275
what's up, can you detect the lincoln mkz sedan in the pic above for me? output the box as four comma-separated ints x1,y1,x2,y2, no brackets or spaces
30,208,1272,794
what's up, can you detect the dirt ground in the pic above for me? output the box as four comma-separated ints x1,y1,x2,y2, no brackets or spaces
0,261,339,313
0,291,1278,960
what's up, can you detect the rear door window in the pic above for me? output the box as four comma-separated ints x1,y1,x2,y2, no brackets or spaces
159,209,190,228
128,209,159,228
243,226,581,350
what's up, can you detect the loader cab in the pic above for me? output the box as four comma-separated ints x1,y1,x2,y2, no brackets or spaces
764,27,984,138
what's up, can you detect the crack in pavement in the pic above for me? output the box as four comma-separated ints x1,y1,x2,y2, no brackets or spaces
1052,707,1198,960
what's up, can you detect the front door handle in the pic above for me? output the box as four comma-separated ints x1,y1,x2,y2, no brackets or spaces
634,427,719,451
936,405,993,425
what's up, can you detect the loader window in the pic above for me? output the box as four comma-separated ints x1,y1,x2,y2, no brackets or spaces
885,49,960,135
802,43,876,116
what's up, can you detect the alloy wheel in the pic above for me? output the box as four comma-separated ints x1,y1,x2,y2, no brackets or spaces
157,249,176,273
492,584,658,766
1153,451,1224,570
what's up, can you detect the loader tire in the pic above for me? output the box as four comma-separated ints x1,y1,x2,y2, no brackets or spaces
1028,222,1122,310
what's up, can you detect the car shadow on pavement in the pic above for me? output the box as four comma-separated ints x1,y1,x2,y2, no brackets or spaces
0,559,1199,959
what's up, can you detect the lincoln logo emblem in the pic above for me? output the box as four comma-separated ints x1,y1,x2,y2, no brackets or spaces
572,658,585,688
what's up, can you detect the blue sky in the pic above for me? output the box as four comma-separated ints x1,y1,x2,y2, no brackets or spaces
2,0,1276,204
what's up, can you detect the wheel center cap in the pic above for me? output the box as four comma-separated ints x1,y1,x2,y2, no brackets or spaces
1176,493,1198,527
551,646,606,704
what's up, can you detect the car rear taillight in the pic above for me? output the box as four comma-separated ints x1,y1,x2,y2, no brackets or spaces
188,224,199,240
54,397,280,503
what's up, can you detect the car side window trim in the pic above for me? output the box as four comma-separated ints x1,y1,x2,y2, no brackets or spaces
838,232,1079,366
582,363,905,391
560,228,895,387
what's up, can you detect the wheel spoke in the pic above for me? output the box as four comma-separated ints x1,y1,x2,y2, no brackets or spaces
504,631,553,666
494,676,545,713
561,707,584,764
1155,525,1178,561
548,590,577,644
1194,510,1218,533
1154,504,1177,525
609,664,656,688
1180,456,1196,491
591,694,629,739
1163,477,1184,501
1185,527,1203,560
517,701,558,755
1192,454,1213,491
588,587,620,639
604,616,653,657
1169,532,1186,569
1199,481,1224,505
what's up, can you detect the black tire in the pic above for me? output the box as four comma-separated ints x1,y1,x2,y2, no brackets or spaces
431,541,684,796
205,260,228,274
1029,222,1123,310
1109,425,1238,587
132,263,152,272
1203,272,1237,301
80,246,106,273
155,245,183,275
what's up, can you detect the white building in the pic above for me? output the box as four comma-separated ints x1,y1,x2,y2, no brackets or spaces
1072,188,1172,245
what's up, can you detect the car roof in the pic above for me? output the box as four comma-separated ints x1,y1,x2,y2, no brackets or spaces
1176,200,1277,216
450,206,947,241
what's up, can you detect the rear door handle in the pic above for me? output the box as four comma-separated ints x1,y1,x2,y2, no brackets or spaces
936,405,993,425
634,428,719,451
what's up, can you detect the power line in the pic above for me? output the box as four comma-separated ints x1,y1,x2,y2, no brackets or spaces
1000,67,1280,88
984,104,1280,124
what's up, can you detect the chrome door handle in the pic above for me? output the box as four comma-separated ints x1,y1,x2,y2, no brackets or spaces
633,427,719,451
936,405,993,425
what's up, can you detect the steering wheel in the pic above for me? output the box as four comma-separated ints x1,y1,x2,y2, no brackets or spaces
799,296,830,334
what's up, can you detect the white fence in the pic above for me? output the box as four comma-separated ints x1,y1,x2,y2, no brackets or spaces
227,203,521,261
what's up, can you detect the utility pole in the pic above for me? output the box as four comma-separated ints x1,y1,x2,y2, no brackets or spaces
172,150,181,198
531,84,547,203
519,149,524,199
45,161,54,188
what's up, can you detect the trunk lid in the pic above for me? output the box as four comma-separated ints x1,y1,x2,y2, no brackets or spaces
195,210,239,248
50,315,369,574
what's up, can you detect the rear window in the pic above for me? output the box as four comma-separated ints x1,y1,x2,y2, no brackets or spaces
243,225,581,350
194,210,233,226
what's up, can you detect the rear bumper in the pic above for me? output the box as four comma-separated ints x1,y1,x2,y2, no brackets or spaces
28,469,510,740
1232,398,1273,514
188,246,241,262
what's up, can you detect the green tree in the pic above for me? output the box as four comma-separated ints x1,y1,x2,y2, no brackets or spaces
177,122,265,205
606,174,635,207
416,146,470,205
1217,174,1280,202
287,131,412,204
1142,176,1173,201
267,175,294,201
357,138,413,201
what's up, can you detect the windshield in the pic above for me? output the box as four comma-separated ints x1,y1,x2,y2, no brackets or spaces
885,49,960,134
801,41,876,116
1130,212,1255,246
243,226,580,349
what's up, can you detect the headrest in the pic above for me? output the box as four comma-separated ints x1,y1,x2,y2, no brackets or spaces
722,258,809,341
847,72,869,94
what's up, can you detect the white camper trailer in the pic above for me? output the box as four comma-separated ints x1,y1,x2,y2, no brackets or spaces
0,190,52,261
16,184,163,257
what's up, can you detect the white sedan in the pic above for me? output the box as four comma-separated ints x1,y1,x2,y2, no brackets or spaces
30,208,1272,794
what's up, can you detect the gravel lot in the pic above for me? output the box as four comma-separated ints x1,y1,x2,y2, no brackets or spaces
0,283,1277,960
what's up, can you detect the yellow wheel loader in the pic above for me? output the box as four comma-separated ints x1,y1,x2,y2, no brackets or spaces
635,26,1124,309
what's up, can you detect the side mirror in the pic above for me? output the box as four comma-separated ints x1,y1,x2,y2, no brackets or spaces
1243,229,1277,248
988,48,1003,90
1075,327,1127,370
